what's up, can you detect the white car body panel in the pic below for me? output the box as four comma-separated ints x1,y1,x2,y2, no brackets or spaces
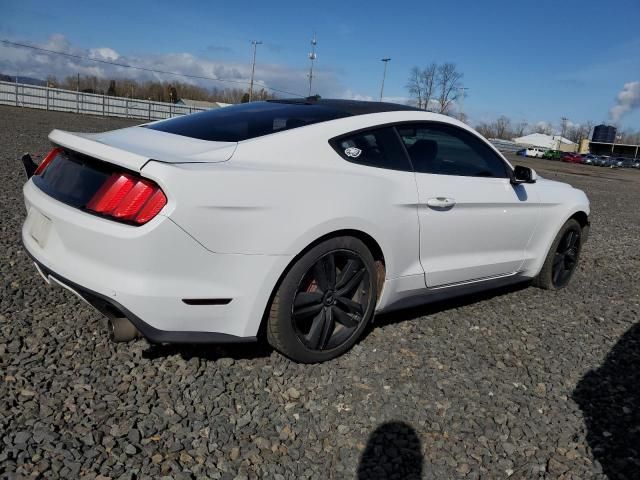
414,174,541,287
22,180,291,337
22,105,590,342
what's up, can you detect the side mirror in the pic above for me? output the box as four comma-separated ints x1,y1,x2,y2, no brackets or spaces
512,165,537,184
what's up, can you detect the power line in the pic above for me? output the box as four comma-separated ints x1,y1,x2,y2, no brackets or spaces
0,39,305,97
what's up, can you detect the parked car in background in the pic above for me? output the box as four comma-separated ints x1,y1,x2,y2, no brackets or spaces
562,153,583,163
542,150,562,160
525,147,545,158
621,158,638,168
610,157,624,168
516,148,527,156
582,154,597,165
595,156,610,166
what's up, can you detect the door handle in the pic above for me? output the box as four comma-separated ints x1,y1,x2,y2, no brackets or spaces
426,197,456,209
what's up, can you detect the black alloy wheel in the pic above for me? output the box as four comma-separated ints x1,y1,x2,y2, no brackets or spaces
266,236,378,363
291,250,370,351
533,218,583,290
551,228,581,288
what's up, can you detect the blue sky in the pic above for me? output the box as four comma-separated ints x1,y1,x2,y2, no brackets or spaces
2,0,640,130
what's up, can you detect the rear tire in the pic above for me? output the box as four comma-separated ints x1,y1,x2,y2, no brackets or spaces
533,219,583,290
267,236,377,363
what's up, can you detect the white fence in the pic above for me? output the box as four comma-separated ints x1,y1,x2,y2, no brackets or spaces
0,80,207,121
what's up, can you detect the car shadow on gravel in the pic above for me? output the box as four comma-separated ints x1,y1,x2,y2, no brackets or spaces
141,342,273,362
357,421,423,479
371,281,530,330
573,322,640,479
142,283,531,363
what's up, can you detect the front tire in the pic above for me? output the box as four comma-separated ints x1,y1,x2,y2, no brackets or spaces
533,219,583,290
267,236,378,363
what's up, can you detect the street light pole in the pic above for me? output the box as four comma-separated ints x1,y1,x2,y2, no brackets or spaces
379,58,391,101
249,40,262,102
458,86,469,119
308,34,317,97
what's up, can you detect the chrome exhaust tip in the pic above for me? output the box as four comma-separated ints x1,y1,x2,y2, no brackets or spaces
108,317,141,342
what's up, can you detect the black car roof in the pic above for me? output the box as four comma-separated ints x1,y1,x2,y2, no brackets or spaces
268,98,422,115
147,98,423,142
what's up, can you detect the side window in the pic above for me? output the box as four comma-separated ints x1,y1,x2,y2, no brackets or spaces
396,123,509,178
332,127,412,171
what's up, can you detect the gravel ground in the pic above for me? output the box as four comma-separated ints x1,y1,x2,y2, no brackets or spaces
1,105,639,479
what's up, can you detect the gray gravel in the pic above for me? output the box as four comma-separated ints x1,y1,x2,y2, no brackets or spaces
1,105,639,479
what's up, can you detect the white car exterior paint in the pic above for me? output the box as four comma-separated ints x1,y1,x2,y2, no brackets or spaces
22,108,589,341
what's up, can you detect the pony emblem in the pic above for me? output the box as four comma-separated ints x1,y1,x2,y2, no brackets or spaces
344,147,362,158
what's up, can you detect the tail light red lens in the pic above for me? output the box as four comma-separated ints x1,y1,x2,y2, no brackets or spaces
86,173,167,225
35,147,63,175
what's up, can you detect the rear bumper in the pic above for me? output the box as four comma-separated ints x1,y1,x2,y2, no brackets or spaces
22,179,292,341
26,254,255,344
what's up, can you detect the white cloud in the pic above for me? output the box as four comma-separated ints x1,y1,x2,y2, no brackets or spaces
89,47,120,61
342,89,373,101
0,34,348,98
610,81,640,123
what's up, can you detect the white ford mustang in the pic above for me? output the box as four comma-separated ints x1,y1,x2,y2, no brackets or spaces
21,99,589,362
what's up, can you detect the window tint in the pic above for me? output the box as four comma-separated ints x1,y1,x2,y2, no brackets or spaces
397,124,509,178
332,127,412,171
146,101,351,142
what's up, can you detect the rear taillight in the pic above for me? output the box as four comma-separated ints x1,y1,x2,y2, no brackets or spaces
35,147,63,175
86,173,167,225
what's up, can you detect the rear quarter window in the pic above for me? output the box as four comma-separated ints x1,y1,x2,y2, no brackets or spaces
331,127,412,171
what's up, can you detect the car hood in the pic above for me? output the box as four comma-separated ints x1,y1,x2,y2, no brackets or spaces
49,126,237,171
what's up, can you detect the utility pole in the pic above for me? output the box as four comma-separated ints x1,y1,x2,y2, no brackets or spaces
559,116,569,150
249,40,262,102
458,86,469,119
379,58,391,101
308,34,317,97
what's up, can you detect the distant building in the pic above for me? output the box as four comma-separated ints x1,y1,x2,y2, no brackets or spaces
176,98,232,110
592,124,616,143
589,140,639,158
512,133,577,152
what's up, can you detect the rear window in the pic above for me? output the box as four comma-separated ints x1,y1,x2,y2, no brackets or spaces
146,101,352,142
32,150,115,208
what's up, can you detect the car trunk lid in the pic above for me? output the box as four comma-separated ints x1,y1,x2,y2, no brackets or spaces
49,127,237,172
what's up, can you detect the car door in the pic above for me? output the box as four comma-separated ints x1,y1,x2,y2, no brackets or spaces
396,122,540,287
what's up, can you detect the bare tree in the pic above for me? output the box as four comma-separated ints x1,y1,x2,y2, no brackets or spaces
406,67,424,109
45,75,58,88
514,121,528,137
582,121,594,142
421,63,437,111
436,63,463,114
474,116,514,140
454,112,468,123
494,116,511,139
475,122,495,139
406,64,437,110
40,73,276,104
533,122,554,135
